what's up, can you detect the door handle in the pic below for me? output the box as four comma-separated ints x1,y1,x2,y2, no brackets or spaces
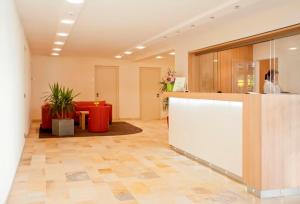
96,92,99,97
156,93,160,98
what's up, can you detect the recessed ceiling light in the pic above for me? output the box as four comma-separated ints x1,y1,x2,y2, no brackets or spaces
54,41,64,45
169,52,175,55
52,48,62,51
61,19,75,24
234,5,240,9
51,53,60,56
56,32,69,37
124,51,132,55
115,55,122,59
156,56,163,59
289,47,298,50
210,16,215,19
136,46,145,50
66,0,84,4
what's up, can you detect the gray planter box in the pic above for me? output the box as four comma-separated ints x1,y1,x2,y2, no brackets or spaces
52,119,74,136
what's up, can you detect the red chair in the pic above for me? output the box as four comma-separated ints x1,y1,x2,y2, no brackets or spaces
41,104,52,129
88,106,110,132
105,103,112,124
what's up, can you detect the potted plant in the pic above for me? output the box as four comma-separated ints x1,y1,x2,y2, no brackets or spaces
44,83,79,136
159,69,176,126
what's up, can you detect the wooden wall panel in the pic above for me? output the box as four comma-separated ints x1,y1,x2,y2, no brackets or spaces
243,94,262,190
261,94,300,189
198,53,215,92
219,49,233,93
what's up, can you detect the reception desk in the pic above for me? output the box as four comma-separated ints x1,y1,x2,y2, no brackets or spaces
165,92,300,198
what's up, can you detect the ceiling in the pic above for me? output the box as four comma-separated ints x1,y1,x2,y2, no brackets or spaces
16,0,263,58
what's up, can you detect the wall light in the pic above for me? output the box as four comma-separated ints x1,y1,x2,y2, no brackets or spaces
289,47,298,50
115,55,122,59
136,46,145,50
56,32,69,37
54,41,64,45
61,19,75,24
51,53,60,56
124,51,132,55
156,56,163,59
169,52,175,55
52,48,62,51
66,0,84,4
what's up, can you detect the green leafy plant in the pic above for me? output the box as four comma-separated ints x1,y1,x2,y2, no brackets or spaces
44,83,79,119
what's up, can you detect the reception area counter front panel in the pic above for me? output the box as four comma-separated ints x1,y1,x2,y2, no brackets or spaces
169,97,243,177
165,92,300,198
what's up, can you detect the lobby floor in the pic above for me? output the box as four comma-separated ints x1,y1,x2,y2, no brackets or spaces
7,120,300,204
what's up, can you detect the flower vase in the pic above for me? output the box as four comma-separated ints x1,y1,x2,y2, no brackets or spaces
167,83,174,92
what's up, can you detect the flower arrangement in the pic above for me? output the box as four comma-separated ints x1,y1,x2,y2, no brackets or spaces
160,69,176,93
159,69,176,111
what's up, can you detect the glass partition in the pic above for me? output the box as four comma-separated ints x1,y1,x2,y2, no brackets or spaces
193,33,300,94
253,34,300,94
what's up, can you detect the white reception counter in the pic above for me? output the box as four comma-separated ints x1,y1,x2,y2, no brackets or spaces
165,92,300,198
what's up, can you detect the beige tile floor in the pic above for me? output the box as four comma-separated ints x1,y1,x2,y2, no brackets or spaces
7,120,300,204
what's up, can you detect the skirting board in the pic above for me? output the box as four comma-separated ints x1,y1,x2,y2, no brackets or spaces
170,145,300,199
170,145,243,184
247,187,300,199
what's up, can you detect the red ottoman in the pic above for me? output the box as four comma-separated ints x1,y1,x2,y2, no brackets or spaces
105,104,112,124
88,106,110,132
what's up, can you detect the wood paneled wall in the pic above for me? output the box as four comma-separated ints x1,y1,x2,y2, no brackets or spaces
188,45,253,93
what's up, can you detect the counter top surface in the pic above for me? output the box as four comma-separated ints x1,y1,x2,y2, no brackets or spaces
163,92,249,101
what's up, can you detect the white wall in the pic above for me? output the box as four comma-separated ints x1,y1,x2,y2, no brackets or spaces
31,55,174,120
170,1,300,80
0,0,31,203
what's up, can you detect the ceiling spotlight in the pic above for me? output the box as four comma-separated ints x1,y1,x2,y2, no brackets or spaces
66,0,84,4
115,55,122,59
61,19,75,24
56,32,69,37
124,51,132,55
289,47,298,50
52,48,62,51
190,24,196,28
169,52,175,55
210,16,215,19
54,41,64,45
51,53,60,56
156,56,163,59
176,30,181,34
234,5,240,9
163,36,168,39
136,46,145,50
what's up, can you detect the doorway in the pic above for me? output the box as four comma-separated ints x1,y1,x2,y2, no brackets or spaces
95,66,119,119
140,67,161,120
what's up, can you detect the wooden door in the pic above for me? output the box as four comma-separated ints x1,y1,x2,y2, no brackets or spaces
95,66,119,119
140,67,161,120
259,58,278,93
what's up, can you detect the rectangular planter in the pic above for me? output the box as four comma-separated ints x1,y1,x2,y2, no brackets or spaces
52,119,74,136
